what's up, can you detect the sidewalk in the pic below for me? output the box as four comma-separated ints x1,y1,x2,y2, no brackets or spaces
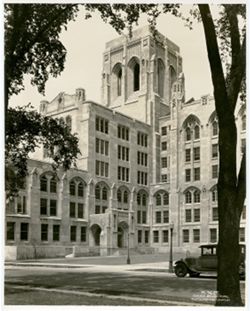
5,253,172,273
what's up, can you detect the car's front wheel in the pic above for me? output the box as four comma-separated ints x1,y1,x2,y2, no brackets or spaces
174,263,188,277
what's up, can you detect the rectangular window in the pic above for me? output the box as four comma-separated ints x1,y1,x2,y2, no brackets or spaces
212,165,218,179
212,143,218,158
17,196,26,214
137,211,141,224
212,207,218,221
194,167,200,181
7,222,15,240
70,202,76,218
163,210,169,223
194,147,200,161
142,211,147,224
185,209,192,222
118,145,121,159
70,226,77,242
155,211,161,223
138,230,142,243
210,228,217,243
183,229,189,243
78,203,84,218
145,230,149,244
242,206,246,220
53,225,60,241
194,209,200,222
137,132,148,147
163,230,169,243
185,149,191,162
81,227,87,242
162,157,167,168
161,126,167,136
161,174,168,182
50,200,57,216
41,224,48,241
96,116,108,134
239,228,245,242
95,205,100,214
153,231,159,243
96,160,109,177
40,198,47,216
161,141,167,151
193,229,200,243
185,169,191,182
241,138,246,154
20,223,29,241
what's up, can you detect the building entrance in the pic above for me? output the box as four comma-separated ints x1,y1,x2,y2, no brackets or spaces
117,221,128,248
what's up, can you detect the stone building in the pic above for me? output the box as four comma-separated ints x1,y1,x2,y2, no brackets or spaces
5,26,246,260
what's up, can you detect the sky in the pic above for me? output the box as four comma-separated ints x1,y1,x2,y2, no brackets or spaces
9,4,214,110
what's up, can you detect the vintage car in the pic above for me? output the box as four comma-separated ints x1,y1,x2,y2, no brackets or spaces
174,244,245,278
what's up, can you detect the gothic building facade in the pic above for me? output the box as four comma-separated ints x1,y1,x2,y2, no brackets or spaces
5,26,246,260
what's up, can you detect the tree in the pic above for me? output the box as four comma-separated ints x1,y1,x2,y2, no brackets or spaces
85,4,246,305
5,4,80,195
198,4,246,306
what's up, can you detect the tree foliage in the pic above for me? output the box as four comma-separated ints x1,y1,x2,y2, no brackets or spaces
6,105,80,196
4,4,79,109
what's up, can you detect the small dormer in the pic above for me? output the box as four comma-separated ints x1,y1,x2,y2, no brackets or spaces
39,100,49,114
76,88,85,102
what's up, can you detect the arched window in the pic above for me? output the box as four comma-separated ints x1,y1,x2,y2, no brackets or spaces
117,189,122,202
95,185,100,200
169,66,177,91
137,193,141,205
78,182,84,197
185,191,192,204
102,187,107,200
142,194,147,206
117,68,122,96
163,193,169,205
123,191,128,204
186,127,191,141
194,125,200,139
49,176,57,193
242,115,246,131
66,115,72,131
70,181,76,196
156,194,161,206
134,63,140,91
40,175,47,192
212,121,218,136
194,190,200,203
158,59,165,97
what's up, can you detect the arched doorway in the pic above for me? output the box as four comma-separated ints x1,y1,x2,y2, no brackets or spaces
117,221,128,248
91,224,102,246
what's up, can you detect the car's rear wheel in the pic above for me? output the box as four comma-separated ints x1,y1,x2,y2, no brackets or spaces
174,263,188,277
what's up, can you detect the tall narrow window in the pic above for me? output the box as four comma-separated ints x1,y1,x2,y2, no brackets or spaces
66,116,72,132
186,127,191,141
117,68,122,96
194,125,200,139
212,121,218,136
134,63,140,91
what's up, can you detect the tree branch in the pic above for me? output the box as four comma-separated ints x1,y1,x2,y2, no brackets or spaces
225,5,246,111
198,4,229,120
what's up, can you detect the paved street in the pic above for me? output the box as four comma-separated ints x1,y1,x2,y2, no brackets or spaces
4,255,245,306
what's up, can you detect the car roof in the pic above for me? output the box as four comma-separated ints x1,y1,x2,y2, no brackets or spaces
199,243,245,248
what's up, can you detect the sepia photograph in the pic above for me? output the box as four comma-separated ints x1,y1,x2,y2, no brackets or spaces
3,1,247,309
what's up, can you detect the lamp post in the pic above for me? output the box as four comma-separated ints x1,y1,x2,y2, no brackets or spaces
168,222,174,273
127,230,131,264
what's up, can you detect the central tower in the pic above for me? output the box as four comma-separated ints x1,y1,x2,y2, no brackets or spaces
101,25,183,131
